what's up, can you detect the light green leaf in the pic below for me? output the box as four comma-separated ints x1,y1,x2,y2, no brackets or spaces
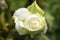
27,1,44,16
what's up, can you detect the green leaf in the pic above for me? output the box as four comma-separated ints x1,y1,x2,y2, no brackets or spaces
27,1,44,16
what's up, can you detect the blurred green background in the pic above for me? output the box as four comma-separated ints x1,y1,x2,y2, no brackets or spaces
0,0,60,40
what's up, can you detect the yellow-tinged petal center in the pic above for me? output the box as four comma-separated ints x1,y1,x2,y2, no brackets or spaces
29,18,40,30
24,14,42,31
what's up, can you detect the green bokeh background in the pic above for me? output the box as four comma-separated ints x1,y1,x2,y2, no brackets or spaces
0,0,60,40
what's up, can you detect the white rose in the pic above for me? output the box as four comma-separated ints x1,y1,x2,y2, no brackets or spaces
25,13,46,31
13,8,47,35
13,8,31,35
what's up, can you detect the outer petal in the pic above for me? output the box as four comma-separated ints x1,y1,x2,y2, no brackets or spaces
15,20,28,35
13,8,31,20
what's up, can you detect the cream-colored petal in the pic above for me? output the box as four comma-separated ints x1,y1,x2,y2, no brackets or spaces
13,8,31,20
